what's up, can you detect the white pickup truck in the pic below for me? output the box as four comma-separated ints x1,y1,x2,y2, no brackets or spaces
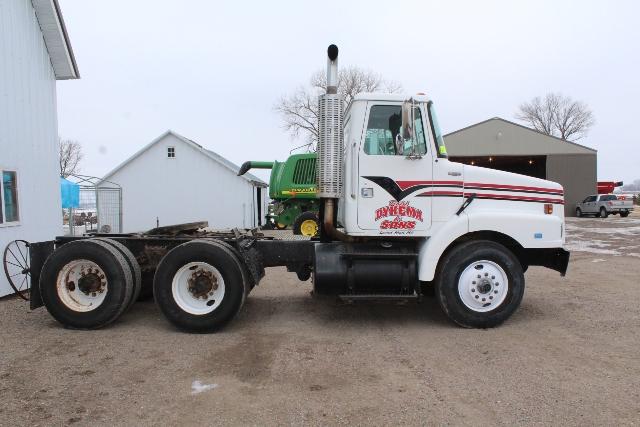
576,194,634,218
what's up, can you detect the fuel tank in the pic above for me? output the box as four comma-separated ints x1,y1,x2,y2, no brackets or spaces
313,241,418,295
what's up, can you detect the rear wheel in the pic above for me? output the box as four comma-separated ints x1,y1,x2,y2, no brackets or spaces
620,211,629,218
39,240,134,329
153,240,248,333
575,208,582,217
293,212,320,237
600,207,608,218
435,240,524,328
92,238,142,309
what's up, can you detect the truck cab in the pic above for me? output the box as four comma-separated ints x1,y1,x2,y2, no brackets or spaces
336,93,567,284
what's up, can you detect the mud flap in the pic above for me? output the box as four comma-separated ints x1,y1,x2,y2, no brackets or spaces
29,241,55,310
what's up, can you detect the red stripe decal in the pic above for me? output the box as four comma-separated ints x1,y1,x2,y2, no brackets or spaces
466,193,564,204
395,180,463,190
465,182,563,195
395,180,562,195
417,191,464,196
415,191,564,204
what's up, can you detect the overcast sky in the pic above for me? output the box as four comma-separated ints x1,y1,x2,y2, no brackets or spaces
57,0,639,185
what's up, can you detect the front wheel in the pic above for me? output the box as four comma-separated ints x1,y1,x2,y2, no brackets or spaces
435,240,525,328
600,207,608,218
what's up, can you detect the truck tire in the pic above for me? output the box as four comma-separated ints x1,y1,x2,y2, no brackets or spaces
575,208,582,217
293,212,320,237
599,207,608,218
39,239,134,329
153,239,248,333
92,238,142,309
435,240,525,328
620,211,629,218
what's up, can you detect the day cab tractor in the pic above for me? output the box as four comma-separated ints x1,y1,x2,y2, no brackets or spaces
7,44,569,333
238,153,320,236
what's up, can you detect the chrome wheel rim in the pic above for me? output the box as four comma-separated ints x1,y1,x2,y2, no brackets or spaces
458,260,509,312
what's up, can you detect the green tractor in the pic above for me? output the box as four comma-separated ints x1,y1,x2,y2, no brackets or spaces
238,153,320,236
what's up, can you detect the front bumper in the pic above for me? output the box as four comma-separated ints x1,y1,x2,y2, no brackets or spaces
525,248,571,276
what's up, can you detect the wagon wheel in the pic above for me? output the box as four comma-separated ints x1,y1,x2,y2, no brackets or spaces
3,240,31,300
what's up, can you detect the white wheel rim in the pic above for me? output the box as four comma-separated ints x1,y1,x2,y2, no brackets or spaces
458,260,509,313
56,259,108,312
171,262,225,315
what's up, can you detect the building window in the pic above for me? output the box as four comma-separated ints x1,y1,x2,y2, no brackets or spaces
167,147,175,158
0,170,19,224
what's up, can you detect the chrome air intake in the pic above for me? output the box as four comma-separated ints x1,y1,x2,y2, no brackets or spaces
317,44,344,199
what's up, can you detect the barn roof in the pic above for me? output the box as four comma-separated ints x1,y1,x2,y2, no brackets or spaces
444,117,597,157
101,130,268,187
31,0,79,79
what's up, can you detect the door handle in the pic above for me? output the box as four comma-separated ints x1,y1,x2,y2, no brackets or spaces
448,171,461,176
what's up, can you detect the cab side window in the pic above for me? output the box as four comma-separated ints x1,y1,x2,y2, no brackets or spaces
364,105,427,156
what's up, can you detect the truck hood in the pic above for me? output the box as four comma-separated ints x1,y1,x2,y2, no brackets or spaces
462,164,564,204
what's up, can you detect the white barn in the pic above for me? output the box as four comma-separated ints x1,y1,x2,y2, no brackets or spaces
0,0,79,297
101,130,268,233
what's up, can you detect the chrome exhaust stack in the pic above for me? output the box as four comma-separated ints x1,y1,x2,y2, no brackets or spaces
317,44,355,242
317,44,343,199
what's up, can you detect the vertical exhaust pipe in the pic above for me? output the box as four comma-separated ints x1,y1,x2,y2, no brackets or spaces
317,44,356,242
326,44,339,94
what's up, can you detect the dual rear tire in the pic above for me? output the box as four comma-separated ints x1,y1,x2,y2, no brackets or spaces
40,238,249,333
153,240,248,333
40,239,140,329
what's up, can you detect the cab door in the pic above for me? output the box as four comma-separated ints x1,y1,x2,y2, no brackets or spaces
357,102,433,235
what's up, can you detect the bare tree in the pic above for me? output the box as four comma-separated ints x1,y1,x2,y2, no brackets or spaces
516,93,595,141
275,66,402,147
59,139,83,178
621,179,640,192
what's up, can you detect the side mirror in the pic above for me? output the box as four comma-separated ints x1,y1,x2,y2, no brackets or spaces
400,99,422,159
401,100,415,140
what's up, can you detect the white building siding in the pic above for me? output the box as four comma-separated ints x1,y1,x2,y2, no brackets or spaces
0,0,62,296
104,133,265,232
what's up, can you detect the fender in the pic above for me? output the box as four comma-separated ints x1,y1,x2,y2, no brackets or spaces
417,211,564,282
468,211,563,249
417,214,469,281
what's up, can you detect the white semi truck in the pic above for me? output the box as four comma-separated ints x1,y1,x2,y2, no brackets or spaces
7,45,569,332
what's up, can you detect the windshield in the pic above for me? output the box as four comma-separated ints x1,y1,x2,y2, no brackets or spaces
427,101,448,158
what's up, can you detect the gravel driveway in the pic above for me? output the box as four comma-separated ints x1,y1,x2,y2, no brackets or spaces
1,212,638,426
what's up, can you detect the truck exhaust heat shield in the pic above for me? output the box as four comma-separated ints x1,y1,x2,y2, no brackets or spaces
317,45,344,199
